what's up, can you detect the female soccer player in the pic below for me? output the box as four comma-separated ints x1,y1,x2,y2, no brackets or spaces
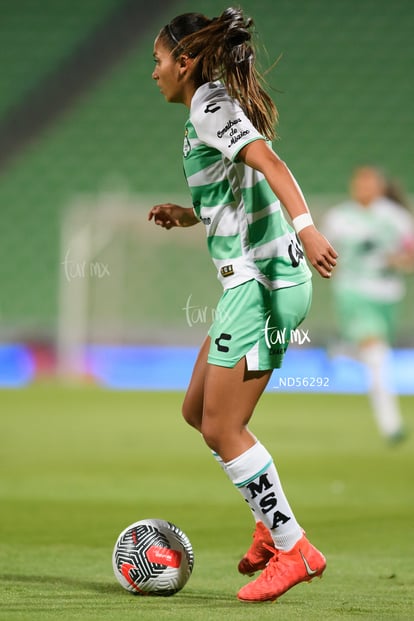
148,8,338,602
323,166,414,442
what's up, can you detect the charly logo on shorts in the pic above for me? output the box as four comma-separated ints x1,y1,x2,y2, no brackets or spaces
215,333,232,353
183,128,191,157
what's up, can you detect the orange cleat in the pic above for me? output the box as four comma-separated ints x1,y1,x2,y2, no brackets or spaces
238,521,275,576
237,534,326,602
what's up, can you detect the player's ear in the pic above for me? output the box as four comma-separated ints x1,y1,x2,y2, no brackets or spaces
178,53,194,74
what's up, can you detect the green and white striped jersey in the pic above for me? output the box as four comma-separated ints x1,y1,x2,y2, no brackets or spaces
323,198,414,302
183,81,312,291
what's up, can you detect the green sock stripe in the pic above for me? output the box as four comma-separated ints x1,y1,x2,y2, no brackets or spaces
235,459,273,488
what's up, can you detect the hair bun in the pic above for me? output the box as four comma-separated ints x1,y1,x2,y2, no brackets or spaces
220,7,252,48
227,28,250,45
221,7,245,24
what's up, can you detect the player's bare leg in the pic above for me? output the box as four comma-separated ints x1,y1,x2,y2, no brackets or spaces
359,337,405,442
201,360,325,602
181,335,210,432
183,347,326,601
200,356,271,461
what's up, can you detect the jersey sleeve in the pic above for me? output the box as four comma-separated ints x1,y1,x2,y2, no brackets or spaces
190,84,265,161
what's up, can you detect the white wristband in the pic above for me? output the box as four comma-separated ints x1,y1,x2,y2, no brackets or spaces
292,213,314,234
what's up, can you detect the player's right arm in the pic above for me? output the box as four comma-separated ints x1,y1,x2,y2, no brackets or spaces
148,203,200,230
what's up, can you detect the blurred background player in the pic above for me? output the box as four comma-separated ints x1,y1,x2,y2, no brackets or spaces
323,166,414,443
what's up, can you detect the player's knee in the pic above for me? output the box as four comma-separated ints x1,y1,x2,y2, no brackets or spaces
199,419,220,452
181,399,201,431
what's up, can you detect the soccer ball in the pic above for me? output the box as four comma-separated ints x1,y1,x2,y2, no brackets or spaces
112,518,194,596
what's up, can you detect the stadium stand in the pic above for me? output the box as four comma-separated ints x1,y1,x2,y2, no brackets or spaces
0,0,413,377
0,0,121,117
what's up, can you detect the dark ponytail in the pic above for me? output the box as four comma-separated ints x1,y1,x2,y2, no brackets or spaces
384,177,411,210
159,7,278,141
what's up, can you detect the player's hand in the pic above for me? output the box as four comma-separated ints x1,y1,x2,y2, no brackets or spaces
148,204,199,229
298,226,338,278
148,203,182,229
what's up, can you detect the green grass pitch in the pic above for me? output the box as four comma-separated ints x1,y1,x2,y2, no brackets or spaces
0,385,413,620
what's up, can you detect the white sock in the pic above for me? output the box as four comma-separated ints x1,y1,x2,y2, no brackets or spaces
211,450,226,471
360,343,403,437
225,442,302,550
211,450,260,522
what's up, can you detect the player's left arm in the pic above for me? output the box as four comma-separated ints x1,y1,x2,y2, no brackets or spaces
239,139,338,279
387,229,414,272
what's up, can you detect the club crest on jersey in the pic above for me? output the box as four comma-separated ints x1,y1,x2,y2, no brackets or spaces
183,129,191,158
